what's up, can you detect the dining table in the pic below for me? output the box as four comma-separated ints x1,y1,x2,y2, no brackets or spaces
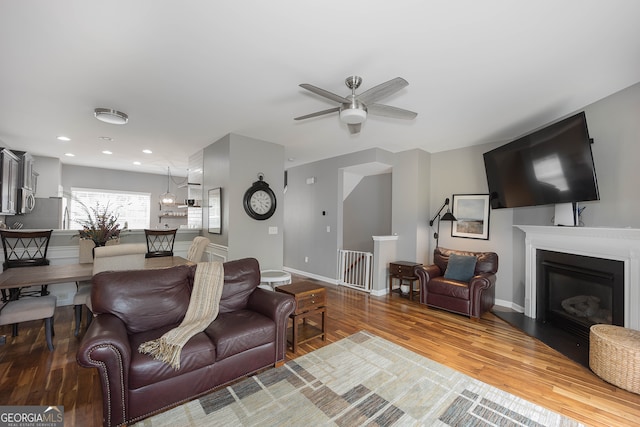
0,256,192,293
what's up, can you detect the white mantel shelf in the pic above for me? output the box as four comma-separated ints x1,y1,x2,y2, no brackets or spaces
515,225,640,331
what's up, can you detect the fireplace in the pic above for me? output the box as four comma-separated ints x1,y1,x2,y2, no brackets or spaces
516,225,640,331
536,250,624,341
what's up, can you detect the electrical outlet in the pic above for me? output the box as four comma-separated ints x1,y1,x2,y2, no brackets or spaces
326,226,331,232
268,226,278,235
304,256,309,263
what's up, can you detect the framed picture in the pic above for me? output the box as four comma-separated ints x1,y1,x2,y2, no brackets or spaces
208,187,222,234
451,194,490,240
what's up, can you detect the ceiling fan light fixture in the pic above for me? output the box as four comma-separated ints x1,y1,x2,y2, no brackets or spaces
94,108,129,125
339,108,367,124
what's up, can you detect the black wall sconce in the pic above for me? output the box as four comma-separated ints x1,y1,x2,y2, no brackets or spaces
429,198,457,247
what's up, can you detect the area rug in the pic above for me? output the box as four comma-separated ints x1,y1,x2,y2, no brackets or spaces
133,331,582,426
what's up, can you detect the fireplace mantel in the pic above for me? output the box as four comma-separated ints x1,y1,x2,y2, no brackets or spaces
515,225,640,331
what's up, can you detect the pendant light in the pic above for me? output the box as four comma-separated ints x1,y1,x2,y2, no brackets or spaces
160,167,176,205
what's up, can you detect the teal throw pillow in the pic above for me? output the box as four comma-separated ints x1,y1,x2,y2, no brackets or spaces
444,254,477,282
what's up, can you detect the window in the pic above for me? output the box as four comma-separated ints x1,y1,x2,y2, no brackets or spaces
70,188,151,229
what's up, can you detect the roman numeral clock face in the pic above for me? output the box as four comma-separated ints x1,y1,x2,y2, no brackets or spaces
243,177,276,220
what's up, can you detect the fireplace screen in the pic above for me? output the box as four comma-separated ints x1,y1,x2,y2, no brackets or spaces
537,250,624,341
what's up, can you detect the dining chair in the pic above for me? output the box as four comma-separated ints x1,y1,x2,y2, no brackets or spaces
0,229,53,302
186,236,210,263
144,229,177,258
0,295,57,351
73,243,147,336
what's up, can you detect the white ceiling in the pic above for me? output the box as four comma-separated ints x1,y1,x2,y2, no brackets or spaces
1,1,639,176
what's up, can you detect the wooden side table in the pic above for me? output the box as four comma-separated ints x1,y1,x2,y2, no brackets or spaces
389,261,422,301
276,281,326,352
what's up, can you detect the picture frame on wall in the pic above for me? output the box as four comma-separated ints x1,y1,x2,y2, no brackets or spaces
208,187,222,234
451,194,490,240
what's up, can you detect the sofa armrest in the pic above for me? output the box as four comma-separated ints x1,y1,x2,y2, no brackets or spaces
247,288,296,362
469,272,496,292
415,264,442,305
469,273,497,318
76,314,131,427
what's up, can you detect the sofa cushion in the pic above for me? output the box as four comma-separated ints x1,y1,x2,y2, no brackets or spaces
92,265,193,334
128,323,217,390
444,253,477,282
205,310,275,361
428,277,471,299
217,258,261,313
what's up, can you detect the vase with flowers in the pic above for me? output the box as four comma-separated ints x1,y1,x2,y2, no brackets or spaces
75,201,127,260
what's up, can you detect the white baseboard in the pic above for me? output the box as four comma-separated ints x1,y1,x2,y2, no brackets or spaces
283,267,338,286
494,299,524,313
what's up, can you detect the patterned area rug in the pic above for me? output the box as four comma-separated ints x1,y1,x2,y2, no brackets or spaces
133,331,582,426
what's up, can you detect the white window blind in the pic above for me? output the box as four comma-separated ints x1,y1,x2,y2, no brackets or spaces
70,188,151,230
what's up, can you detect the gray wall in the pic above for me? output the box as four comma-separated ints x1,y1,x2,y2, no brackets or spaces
391,149,431,264
202,133,284,270
284,148,428,281
343,173,392,253
284,148,399,280
203,134,231,246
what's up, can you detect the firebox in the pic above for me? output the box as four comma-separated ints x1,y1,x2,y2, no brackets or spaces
536,250,624,342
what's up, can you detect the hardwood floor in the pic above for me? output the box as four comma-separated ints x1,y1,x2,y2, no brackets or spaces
2,281,639,426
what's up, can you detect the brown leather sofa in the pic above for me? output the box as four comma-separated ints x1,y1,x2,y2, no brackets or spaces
414,247,498,319
77,258,295,427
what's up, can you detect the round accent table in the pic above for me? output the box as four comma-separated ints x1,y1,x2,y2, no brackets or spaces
259,270,292,291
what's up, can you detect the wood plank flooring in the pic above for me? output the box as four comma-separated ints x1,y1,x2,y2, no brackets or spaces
2,281,639,426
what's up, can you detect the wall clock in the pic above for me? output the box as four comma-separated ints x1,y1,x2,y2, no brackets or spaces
243,174,276,220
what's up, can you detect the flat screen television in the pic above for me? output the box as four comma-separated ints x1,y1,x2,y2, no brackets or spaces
483,111,599,209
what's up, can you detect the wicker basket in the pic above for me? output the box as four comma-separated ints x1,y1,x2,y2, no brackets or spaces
590,324,640,394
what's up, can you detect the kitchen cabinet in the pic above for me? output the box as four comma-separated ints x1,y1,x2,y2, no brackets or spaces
0,149,19,215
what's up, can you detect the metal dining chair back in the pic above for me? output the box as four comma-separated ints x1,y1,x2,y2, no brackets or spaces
144,229,177,258
0,229,53,300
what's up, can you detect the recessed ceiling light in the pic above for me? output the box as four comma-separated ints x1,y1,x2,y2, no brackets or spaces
142,149,152,154
98,136,114,141
133,161,141,165
65,153,75,157
102,150,113,155
57,136,71,141
94,108,128,125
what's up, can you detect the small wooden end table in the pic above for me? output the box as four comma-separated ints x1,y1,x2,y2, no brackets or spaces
389,261,422,301
276,281,326,352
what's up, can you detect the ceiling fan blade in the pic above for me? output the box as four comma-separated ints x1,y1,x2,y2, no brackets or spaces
367,103,417,120
299,84,350,104
348,123,362,134
294,107,340,121
356,77,409,105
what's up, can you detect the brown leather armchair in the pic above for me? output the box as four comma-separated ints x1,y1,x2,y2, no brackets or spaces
414,247,498,319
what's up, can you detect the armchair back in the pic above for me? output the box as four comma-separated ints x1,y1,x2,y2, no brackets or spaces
433,247,498,276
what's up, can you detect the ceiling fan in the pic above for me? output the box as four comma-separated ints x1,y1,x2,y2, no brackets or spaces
294,76,417,134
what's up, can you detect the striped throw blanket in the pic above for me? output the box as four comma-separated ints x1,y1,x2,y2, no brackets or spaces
138,261,224,370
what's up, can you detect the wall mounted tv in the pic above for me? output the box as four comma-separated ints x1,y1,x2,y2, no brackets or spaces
483,111,599,209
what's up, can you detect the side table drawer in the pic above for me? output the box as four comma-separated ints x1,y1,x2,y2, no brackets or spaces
296,291,325,314
390,263,415,278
